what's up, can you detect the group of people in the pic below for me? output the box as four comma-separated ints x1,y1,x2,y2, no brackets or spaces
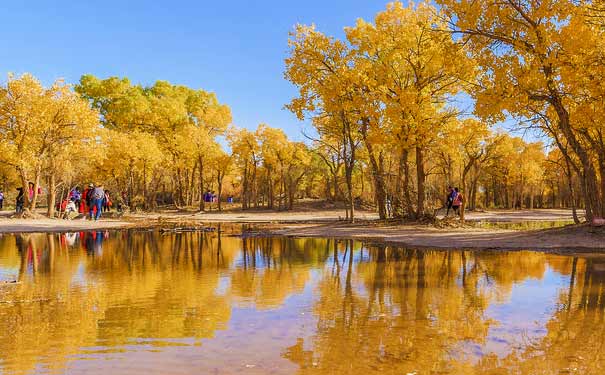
0,181,118,220
203,191,234,209
203,190,218,205
63,184,112,220
445,186,464,217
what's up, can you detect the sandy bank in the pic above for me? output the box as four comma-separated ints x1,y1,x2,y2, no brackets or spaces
0,208,599,253
132,208,581,223
0,217,135,233
269,222,604,252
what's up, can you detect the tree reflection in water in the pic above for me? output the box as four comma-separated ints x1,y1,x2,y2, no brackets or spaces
0,230,603,375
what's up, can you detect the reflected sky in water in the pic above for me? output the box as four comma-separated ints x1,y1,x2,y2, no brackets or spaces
0,227,603,375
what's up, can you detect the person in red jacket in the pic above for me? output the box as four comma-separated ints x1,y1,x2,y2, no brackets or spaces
80,183,94,214
452,187,464,217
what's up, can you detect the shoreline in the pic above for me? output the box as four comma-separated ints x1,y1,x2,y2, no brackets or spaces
0,218,138,233
0,208,601,253
263,222,605,254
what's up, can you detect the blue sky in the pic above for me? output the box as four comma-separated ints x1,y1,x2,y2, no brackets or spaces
0,0,391,140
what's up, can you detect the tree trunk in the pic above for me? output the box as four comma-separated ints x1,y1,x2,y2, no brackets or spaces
461,163,471,200
143,162,148,210
447,155,453,186
288,179,295,210
344,162,355,222
324,176,332,202
366,143,387,219
18,168,30,210
393,150,406,218
217,172,223,212
188,166,196,207
580,165,600,221
460,198,465,224
198,156,205,211
184,169,190,206
47,172,56,218
389,151,410,218
597,155,605,219
564,156,581,224
333,171,340,201
341,113,356,222
267,167,274,209
470,175,479,211
551,98,601,221
130,162,136,208
400,149,414,218
415,146,426,218
252,159,258,209
360,118,387,219
29,169,41,211
242,163,249,210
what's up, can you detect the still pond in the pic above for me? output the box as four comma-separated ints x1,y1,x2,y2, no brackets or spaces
0,227,603,374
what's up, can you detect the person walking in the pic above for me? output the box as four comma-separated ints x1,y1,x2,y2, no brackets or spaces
81,184,94,214
63,198,78,220
0,190,4,210
70,187,82,208
204,190,212,211
386,196,392,218
211,191,217,210
89,184,105,221
28,182,35,202
452,187,464,217
103,190,111,212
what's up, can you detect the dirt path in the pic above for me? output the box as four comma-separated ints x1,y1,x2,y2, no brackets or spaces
134,208,380,223
454,208,583,222
133,208,582,223
0,217,135,233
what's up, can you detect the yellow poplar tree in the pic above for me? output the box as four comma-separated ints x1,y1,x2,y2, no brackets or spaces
437,0,605,221
0,74,100,215
346,1,475,218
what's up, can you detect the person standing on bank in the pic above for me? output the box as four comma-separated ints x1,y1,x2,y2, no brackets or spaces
103,190,111,212
69,186,82,208
0,190,4,210
82,183,94,214
15,188,24,214
90,184,105,221
452,187,464,217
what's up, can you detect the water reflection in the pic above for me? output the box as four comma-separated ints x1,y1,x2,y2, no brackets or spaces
0,229,603,374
